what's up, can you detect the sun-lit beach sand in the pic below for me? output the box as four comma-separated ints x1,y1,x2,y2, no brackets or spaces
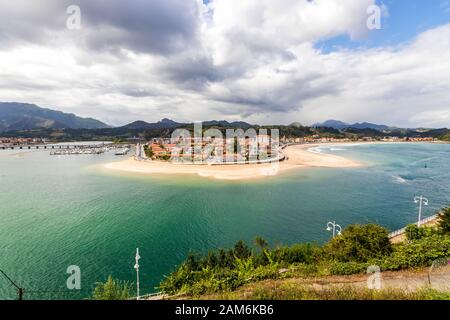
104,143,362,180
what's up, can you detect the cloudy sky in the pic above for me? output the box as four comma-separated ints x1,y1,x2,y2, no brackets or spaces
0,0,449,127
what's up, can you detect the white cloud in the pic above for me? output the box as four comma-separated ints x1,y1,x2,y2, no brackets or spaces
0,0,449,128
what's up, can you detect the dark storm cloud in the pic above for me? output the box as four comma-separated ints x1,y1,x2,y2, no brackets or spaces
206,70,342,115
160,54,223,90
0,0,201,55
120,88,160,98
80,0,201,55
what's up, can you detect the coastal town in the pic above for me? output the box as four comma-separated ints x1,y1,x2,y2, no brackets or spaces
0,134,437,150
131,134,437,163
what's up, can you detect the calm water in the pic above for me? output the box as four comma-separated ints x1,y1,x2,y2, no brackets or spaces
0,143,449,299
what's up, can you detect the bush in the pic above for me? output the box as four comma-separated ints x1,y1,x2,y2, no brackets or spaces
233,240,252,260
325,224,392,262
159,217,450,296
271,243,317,265
438,206,450,234
377,234,450,270
405,224,436,240
329,261,370,275
92,276,132,300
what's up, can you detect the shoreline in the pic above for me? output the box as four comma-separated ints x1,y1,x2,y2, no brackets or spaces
104,143,365,181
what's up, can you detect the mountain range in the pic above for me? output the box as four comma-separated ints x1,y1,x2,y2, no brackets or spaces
0,102,444,134
1,102,449,142
313,120,395,131
0,102,110,132
121,119,253,130
0,102,257,133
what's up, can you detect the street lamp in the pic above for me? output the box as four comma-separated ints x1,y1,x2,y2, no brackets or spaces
134,248,141,300
326,221,342,238
414,195,429,226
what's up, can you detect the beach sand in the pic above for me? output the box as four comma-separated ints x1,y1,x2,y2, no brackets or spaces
104,144,362,181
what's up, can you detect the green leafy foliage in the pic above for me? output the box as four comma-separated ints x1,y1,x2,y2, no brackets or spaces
92,275,132,300
159,207,450,297
325,224,392,262
376,234,450,270
438,206,450,234
143,145,153,158
329,261,370,275
270,243,320,265
439,133,450,141
405,224,436,240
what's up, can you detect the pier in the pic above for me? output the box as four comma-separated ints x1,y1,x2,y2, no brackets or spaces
0,143,133,155
0,143,111,150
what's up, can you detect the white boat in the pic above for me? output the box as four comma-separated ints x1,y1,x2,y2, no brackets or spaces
115,148,130,156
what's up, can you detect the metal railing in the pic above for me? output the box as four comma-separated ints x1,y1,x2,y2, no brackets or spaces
388,214,439,238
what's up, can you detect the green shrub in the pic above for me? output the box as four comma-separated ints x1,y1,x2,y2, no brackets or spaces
159,215,450,297
325,224,392,262
92,276,132,300
438,206,450,234
329,261,369,275
291,263,319,277
233,240,252,260
377,234,450,270
405,224,436,240
271,243,317,265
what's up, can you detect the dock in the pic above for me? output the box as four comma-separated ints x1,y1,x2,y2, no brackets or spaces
0,142,133,156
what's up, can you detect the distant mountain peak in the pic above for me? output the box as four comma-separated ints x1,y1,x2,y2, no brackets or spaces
121,119,182,130
313,119,394,132
0,102,110,132
289,122,303,128
313,120,350,129
121,118,253,130
160,118,177,124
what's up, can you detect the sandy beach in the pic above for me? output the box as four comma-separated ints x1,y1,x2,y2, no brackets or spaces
104,143,362,181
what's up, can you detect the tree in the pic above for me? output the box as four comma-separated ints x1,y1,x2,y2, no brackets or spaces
254,236,269,251
233,240,251,259
325,224,392,262
143,145,153,158
92,276,132,300
185,252,201,271
438,206,450,234
405,224,423,241
405,224,435,240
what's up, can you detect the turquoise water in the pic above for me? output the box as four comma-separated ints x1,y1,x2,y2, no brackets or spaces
0,143,449,299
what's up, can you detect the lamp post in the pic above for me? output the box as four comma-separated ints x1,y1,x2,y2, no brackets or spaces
134,248,141,300
326,221,342,238
414,195,429,226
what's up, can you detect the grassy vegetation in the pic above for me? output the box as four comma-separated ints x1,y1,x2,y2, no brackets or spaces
158,207,450,298
440,133,450,141
92,276,132,300
209,282,450,300
438,206,450,233
90,207,450,300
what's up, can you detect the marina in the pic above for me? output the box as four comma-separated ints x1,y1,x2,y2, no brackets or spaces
0,142,133,156
50,147,109,155
114,148,131,156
